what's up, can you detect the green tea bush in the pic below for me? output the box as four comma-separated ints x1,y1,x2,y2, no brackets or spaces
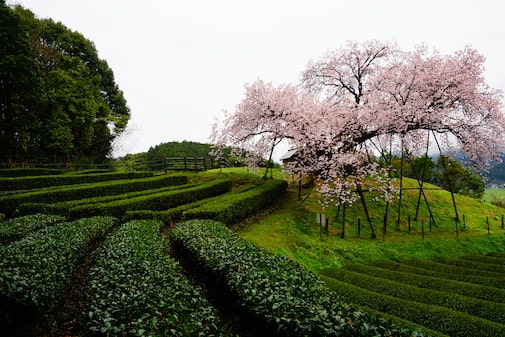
460,254,505,265
0,168,64,177
0,171,153,191
124,184,257,224
401,259,504,278
182,179,287,224
0,214,66,245
86,220,230,336
0,216,116,312
170,219,420,337
433,256,505,274
69,179,232,219
0,174,187,216
320,275,505,337
349,263,505,303
18,181,196,217
320,267,505,324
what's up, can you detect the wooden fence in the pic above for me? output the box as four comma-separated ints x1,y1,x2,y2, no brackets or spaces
163,157,229,173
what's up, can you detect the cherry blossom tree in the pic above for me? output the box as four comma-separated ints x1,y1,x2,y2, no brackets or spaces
211,41,505,223
210,79,321,179
299,41,504,190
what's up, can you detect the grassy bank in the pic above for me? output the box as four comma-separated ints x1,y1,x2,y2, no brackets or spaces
238,178,505,272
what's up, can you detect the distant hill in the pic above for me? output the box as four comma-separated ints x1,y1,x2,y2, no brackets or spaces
144,141,212,170
484,154,505,185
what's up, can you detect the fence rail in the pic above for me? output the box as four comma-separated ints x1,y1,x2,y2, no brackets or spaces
162,157,229,173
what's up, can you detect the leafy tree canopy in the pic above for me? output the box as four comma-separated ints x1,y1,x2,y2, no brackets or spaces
0,4,130,165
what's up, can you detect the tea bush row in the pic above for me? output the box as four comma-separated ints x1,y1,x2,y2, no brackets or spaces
320,267,505,324
0,213,66,245
0,174,187,216
68,179,232,219
86,220,231,336
349,262,505,303
124,184,257,224
0,168,64,177
460,254,505,265
182,179,288,224
382,260,505,289
170,219,420,337
320,274,505,337
0,216,116,312
433,256,505,274
0,171,153,191
19,181,198,217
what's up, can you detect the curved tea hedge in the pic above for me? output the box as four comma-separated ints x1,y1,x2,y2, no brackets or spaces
346,263,505,303
0,168,64,177
19,181,198,217
0,213,66,245
0,216,116,313
86,220,231,336
0,171,153,191
320,274,505,337
321,267,505,324
68,179,232,219
182,179,287,224
170,219,420,337
0,174,187,216
321,254,505,337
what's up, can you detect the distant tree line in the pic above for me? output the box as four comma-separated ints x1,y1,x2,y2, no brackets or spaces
0,1,130,165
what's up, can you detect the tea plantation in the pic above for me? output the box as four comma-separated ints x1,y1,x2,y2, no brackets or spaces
0,169,503,336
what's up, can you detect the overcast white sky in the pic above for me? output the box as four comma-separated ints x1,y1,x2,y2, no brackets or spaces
8,0,505,159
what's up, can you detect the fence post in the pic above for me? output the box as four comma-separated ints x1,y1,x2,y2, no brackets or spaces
487,217,490,235
422,219,425,240
357,218,361,237
382,215,386,242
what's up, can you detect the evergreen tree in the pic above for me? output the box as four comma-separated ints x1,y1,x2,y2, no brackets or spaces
0,5,130,165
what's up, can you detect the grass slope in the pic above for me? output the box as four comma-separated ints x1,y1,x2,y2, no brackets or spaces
238,177,505,272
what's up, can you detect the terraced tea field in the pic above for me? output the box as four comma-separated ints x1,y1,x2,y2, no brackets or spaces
321,254,505,337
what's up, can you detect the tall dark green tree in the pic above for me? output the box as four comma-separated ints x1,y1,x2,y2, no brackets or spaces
0,2,43,164
0,4,130,165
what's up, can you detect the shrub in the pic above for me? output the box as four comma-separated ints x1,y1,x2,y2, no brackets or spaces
320,267,505,324
86,220,230,336
170,219,420,337
0,171,153,191
68,179,232,219
0,168,64,177
434,256,505,274
320,275,505,337
349,262,505,303
18,181,196,217
182,179,287,224
381,259,505,289
0,216,116,312
0,214,66,245
124,184,258,224
0,174,187,216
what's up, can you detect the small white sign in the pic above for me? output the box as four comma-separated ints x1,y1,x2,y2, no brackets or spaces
316,213,326,224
